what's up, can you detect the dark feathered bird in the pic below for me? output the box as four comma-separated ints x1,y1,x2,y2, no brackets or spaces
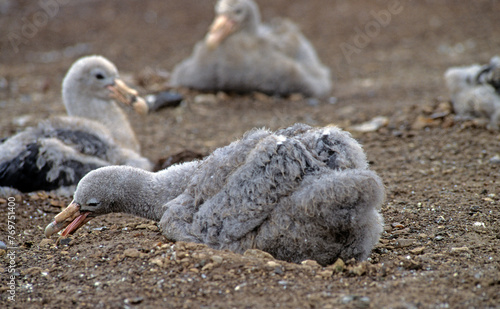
45,124,384,266
0,56,152,194
171,0,332,98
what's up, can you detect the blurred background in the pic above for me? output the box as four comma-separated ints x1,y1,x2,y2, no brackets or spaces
0,0,499,159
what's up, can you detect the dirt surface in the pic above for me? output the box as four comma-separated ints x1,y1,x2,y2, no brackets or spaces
1,0,500,308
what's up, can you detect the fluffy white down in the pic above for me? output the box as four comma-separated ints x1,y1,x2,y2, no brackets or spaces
444,56,500,130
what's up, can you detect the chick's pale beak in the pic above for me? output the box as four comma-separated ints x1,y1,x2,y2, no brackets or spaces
44,201,92,238
206,14,236,49
108,78,149,115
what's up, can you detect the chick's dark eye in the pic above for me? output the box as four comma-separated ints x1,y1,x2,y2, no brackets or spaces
86,198,100,207
95,73,104,80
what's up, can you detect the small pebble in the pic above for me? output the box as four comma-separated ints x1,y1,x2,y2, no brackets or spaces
289,93,304,101
473,221,486,228
0,241,7,250
216,91,230,101
399,258,423,270
266,261,280,268
412,115,438,130
210,255,223,265
391,222,405,229
24,267,42,275
489,155,500,164
243,249,274,260
150,257,164,268
317,269,333,278
392,130,403,137
350,262,367,276
341,295,370,307
194,94,217,105
92,226,108,231
301,260,321,268
58,237,72,246
396,239,416,248
350,116,389,133
330,258,345,272
359,297,371,304
450,246,470,253
253,92,273,103
124,248,143,258
201,263,215,272
234,283,247,291
410,246,425,255
39,239,54,247
146,225,159,232
341,295,355,304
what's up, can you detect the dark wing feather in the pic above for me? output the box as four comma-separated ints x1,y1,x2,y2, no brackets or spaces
0,127,112,193
53,128,110,159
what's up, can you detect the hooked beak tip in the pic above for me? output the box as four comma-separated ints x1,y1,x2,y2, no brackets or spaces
44,201,84,238
108,79,149,114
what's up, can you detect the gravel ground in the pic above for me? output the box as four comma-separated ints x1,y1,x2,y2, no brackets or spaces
1,1,499,308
